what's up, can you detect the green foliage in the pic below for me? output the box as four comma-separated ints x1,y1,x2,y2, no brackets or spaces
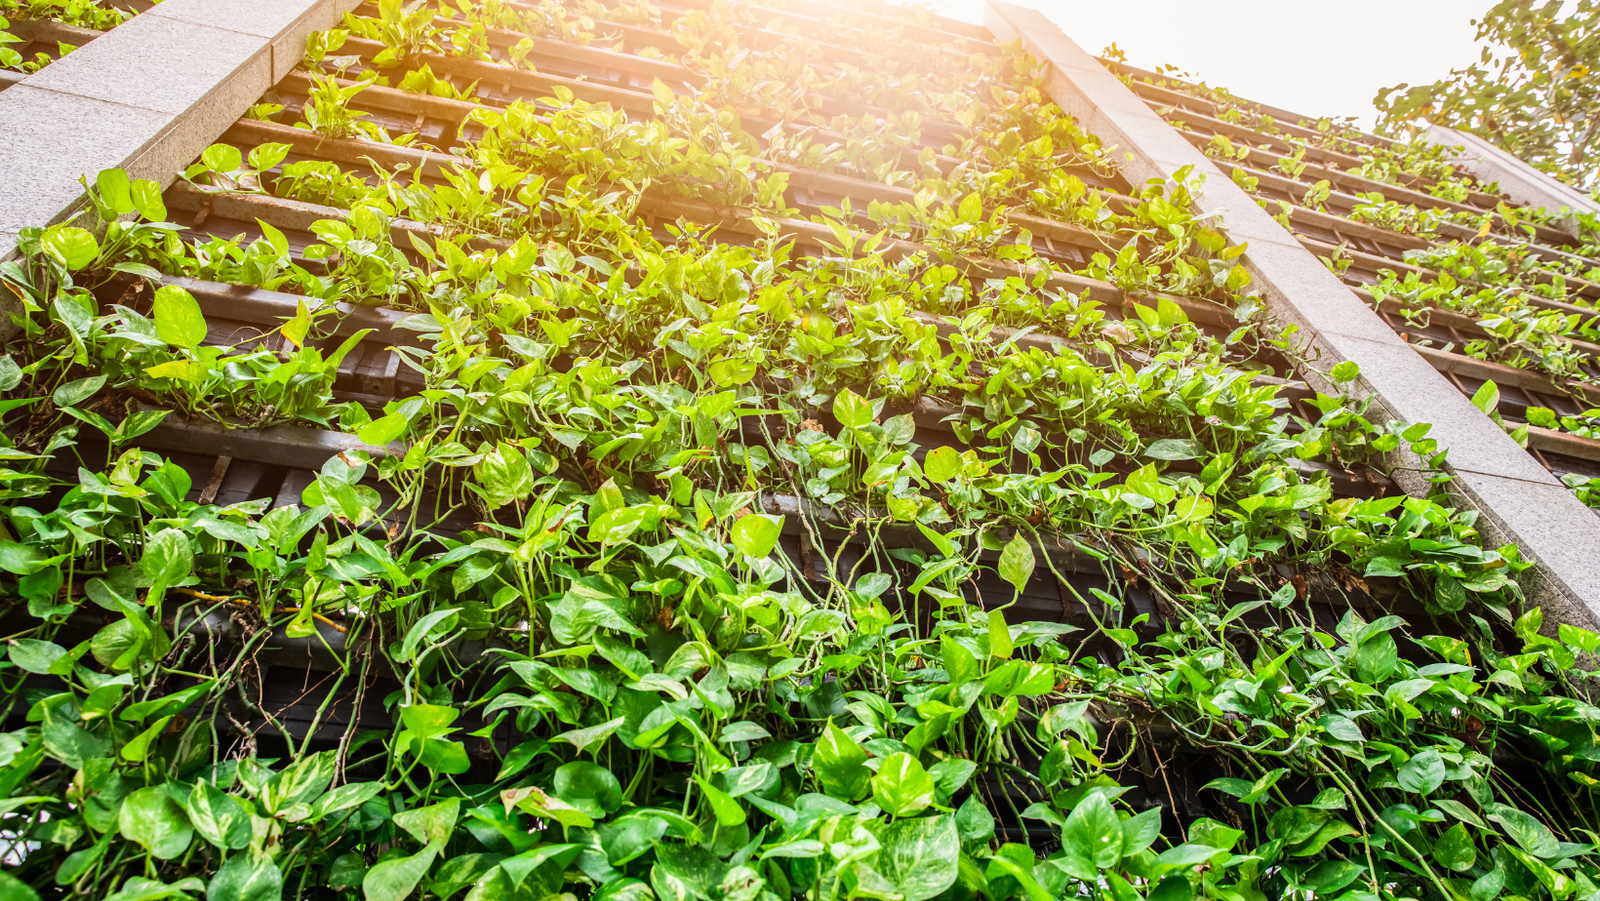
1376,0,1600,191
0,5,1597,901
0,0,137,72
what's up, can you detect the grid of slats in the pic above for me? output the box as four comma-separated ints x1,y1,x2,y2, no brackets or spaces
83,0,1422,706
1107,59,1600,494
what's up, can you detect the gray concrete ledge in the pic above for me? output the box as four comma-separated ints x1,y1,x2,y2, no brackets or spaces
0,0,360,261
1426,124,1600,231
985,0,1600,629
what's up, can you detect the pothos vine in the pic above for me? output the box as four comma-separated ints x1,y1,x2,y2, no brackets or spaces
2,5,1600,901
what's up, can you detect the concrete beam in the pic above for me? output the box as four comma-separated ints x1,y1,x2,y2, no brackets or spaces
985,0,1600,630
0,0,360,261
1425,124,1599,232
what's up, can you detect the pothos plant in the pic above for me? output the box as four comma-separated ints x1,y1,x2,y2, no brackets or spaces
1130,45,1600,511
2,6,1600,901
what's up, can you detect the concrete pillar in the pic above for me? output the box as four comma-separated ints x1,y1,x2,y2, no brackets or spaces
1425,124,1600,234
985,0,1600,630
0,0,361,261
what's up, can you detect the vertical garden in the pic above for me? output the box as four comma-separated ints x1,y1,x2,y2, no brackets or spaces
1,2,1599,901
1106,51,1600,510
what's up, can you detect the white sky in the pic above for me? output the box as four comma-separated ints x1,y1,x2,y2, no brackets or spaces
931,0,1490,129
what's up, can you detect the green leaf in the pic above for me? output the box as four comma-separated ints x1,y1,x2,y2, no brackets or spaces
871,753,936,817
474,442,534,509
997,534,1034,593
393,798,460,846
955,795,995,844
310,782,384,823
187,779,253,850
694,775,747,826
1435,799,1489,829
731,513,783,559
1120,807,1162,857
1471,863,1505,901
53,374,105,408
833,389,873,429
357,413,409,446
501,843,583,891
876,814,959,901
553,716,625,755
208,849,282,901
1353,631,1398,682
261,749,337,814
119,785,194,859
655,841,726,901
1155,844,1224,869
121,680,212,724
55,836,110,887
131,178,166,221
1560,623,1600,654
707,357,757,387
958,191,983,222
511,789,594,832
41,225,99,269
363,841,440,901
1487,803,1561,858
1148,875,1192,901
0,871,41,901
1504,846,1574,896
0,542,45,576
1289,820,1358,857
1471,380,1500,415
883,413,916,445
145,360,211,384
96,168,135,217
141,528,193,591
813,719,870,801
0,355,21,392
152,285,207,348
1061,792,1122,878
7,639,66,675
988,609,1013,659
985,855,1051,901
1434,822,1477,872
248,143,291,172
43,712,107,767
1397,749,1445,795
1331,361,1360,384
398,614,460,664
924,446,961,483
554,762,624,818
1144,438,1201,461
202,143,243,173
1303,860,1363,894
927,758,976,803
120,715,172,763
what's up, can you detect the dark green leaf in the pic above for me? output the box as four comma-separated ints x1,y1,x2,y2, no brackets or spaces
208,850,282,901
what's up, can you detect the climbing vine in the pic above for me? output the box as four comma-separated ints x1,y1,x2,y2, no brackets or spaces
3,5,1600,901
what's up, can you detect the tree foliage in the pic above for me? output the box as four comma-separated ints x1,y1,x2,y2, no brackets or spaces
1375,0,1600,191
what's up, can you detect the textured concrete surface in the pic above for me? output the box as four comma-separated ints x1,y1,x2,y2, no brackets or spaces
0,85,168,249
145,0,363,82
987,0,1600,630
0,0,362,265
1427,124,1600,231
